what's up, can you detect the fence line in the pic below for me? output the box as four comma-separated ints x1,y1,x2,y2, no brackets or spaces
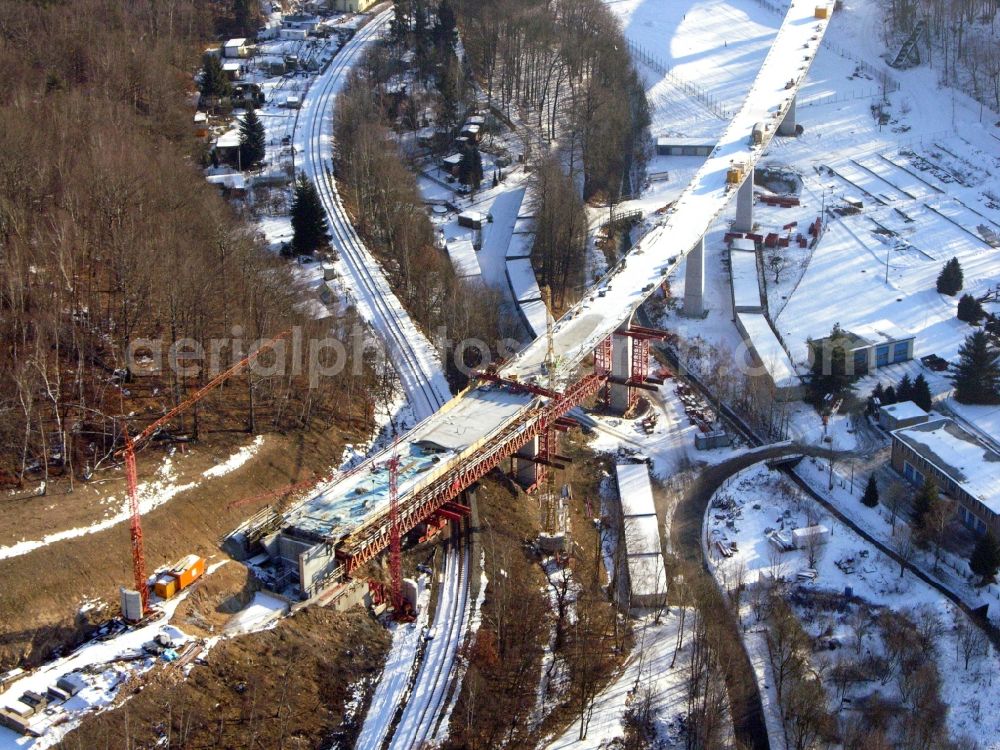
800,87,884,108
625,40,730,120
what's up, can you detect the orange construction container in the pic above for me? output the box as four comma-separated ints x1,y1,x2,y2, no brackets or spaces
168,554,206,590
154,576,178,599
815,6,829,18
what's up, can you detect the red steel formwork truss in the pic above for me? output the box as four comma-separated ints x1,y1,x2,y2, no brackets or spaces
594,336,613,407
337,372,606,574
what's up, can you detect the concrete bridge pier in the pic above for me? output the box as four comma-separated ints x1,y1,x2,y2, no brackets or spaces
778,94,797,136
513,435,541,489
733,175,754,233
682,237,706,318
608,320,635,413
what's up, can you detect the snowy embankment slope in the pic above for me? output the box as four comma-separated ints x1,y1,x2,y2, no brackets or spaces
545,613,694,749
0,439,265,562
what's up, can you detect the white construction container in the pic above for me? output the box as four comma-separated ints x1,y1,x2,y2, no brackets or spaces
791,524,831,549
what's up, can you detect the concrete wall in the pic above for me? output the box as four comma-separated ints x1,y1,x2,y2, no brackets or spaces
298,541,341,599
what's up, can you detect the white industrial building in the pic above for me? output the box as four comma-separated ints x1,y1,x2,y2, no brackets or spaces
614,463,667,608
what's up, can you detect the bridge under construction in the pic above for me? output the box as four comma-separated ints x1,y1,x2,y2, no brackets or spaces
230,1,836,599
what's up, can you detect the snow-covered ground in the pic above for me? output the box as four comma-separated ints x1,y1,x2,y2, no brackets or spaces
545,612,694,749
0,437,266,562
0,560,289,750
705,463,1000,747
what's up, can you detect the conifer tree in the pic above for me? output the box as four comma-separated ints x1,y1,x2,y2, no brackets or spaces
807,323,855,404
936,257,963,295
883,385,897,404
200,52,232,99
970,531,1000,583
897,374,913,403
433,0,457,51
912,374,932,412
862,474,879,508
912,477,938,531
953,330,1000,404
957,293,984,324
239,107,266,170
291,174,330,256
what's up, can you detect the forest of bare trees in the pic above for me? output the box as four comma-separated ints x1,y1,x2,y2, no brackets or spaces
333,36,508,388
885,0,1000,113
0,0,373,489
453,0,650,201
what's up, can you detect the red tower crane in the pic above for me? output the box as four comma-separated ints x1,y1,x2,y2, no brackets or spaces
388,440,402,615
118,330,289,617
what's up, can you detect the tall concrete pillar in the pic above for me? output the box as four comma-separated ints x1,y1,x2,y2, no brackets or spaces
778,94,797,136
734,175,754,233
513,435,540,488
682,237,706,318
608,325,634,413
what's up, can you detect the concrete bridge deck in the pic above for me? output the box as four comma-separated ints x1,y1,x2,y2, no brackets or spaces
269,1,836,593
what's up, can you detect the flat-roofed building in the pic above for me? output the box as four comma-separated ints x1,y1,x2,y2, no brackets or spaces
891,418,1000,536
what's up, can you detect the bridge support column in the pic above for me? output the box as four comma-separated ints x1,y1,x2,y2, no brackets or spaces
778,94,797,136
734,175,754,233
608,324,635,414
513,436,542,490
682,237,706,318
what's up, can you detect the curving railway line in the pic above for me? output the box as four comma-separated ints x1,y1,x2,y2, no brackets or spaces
295,10,470,747
298,7,450,421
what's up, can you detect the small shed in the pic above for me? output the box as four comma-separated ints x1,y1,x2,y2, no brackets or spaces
460,122,481,142
457,210,486,230
212,129,242,164
223,38,248,58
221,61,242,81
284,95,301,109
878,401,929,431
193,111,209,138
655,137,715,157
441,153,462,176
695,429,731,450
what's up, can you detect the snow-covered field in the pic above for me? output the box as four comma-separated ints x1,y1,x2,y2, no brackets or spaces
705,463,1000,747
0,438,266,563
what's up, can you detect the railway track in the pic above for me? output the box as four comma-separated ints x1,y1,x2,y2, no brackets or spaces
299,8,449,420
295,11,470,746
388,536,470,749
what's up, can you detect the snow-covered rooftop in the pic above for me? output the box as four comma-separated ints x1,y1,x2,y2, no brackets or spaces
853,319,914,345
627,552,666,598
893,418,1000,514
730,248,763,312
518,299,549,338
736,313,800,388
506,258,542,303
615,462,656,518
623,515,661,556
445,237,481,279
880,401,928,422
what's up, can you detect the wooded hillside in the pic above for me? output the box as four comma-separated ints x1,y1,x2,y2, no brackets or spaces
0,0,369,489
